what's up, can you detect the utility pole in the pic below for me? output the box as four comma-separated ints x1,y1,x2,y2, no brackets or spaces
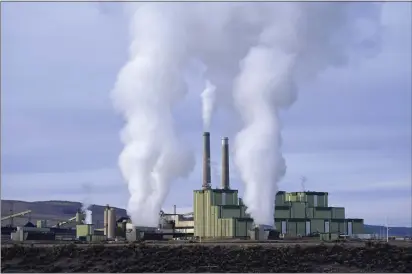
385,217,390,243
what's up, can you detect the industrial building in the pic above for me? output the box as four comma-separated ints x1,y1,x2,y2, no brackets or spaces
9,209,85,242
2,131,366,242
193,133,254,238
193,132,364,239
274,191,363,237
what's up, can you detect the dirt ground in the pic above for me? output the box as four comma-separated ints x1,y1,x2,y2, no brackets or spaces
2,242,411,272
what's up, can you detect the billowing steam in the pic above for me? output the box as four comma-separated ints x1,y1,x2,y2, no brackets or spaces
112,4,195,227
113,2,382,227
201,80,216,130
81,182,93,225
233,47,289,226
232,3,381,226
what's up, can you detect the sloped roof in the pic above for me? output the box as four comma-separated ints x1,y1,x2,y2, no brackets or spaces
24,221,36,227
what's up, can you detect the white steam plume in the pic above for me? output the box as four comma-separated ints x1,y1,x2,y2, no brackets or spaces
232,3,382,226
80,182,93,225
111,2,382,228
200,80,216,130
112,4,195,227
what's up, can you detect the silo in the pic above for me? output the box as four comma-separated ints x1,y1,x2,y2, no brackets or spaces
104,205,110,236
107,208,116,239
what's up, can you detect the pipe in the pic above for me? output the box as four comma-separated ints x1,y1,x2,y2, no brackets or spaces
221,137,230,190
202,132,211,190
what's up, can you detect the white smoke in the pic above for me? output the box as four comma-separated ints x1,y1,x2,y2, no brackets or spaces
112,4,195,227
81,182,93,225
84,210,93,225
112,2,382,227
201,80,216,130
232,3,382,226
233,47,290,226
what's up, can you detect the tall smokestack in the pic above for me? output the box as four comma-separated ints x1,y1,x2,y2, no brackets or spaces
221,137,230,190
203,132,211,190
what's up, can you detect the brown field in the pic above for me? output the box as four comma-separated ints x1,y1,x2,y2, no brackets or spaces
2,241,411,272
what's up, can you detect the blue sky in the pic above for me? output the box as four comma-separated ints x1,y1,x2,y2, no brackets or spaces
1,2,411,227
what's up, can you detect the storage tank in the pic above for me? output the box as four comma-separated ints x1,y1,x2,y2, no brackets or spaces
107,207,116,239
104,205,109,236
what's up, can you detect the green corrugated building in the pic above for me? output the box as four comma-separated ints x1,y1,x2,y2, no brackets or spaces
193,189,364,238
194,132,363,239
193,188,254,238
274,191,364,236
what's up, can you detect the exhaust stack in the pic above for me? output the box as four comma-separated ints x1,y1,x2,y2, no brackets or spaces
221,137,230,190
202,132,211,190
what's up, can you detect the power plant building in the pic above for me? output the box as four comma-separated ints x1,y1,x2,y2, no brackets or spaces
194,133,254,238
194,189,254,238
274,191,364,236
5,131,365,242
193,132,364,239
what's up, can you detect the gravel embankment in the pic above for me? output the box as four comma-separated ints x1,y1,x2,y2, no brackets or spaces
2,242,411,272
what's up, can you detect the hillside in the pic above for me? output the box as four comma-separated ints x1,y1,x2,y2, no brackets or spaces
1,200,127,228
364,224,412,237
1,200,411,236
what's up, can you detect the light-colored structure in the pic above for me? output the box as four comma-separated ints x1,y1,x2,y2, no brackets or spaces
75,210,84,224
107,207,116,239
161,212,195,234
76,224,94,238
194,189,254,238
36,220,48,228
104,205,109,236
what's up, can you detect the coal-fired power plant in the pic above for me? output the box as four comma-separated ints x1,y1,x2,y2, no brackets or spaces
3,131,365,244
221,137,230,190
202,132,211,190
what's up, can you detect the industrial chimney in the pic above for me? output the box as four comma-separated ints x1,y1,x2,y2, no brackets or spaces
221,137,230,190
202,132,211,190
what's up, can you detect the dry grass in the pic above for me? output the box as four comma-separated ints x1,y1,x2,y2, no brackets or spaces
2,241,411,273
